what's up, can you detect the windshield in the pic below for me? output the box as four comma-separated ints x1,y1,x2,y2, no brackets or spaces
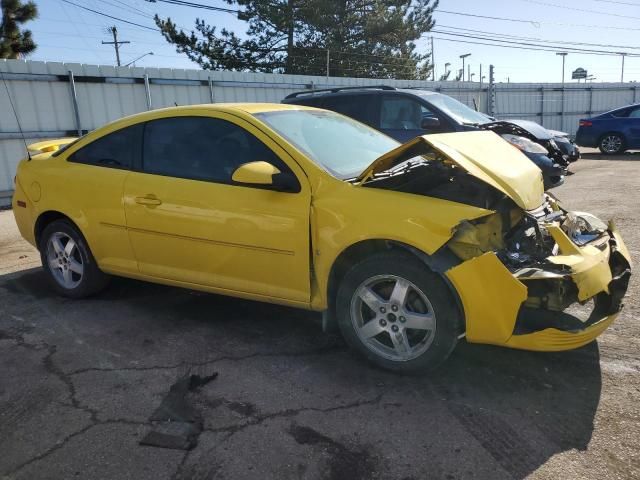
255,110,400,179
425,94,491,125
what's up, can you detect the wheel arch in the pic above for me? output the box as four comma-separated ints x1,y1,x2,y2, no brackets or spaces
323,239,465,333
34,210,83,249
599,131,627,147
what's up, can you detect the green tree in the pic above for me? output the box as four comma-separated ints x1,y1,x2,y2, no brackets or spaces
0,0,37,59
155,0,438,79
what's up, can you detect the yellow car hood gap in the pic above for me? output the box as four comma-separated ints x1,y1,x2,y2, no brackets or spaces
357,131,545,211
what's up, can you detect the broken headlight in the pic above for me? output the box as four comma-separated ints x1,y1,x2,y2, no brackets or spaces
501,134,549,154
561,212,607,246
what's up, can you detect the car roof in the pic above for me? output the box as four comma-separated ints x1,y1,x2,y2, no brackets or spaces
115,102,317,124
283,86,441,102
601,103,640,115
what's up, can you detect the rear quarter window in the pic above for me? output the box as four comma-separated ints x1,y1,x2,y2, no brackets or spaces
68,124,142,169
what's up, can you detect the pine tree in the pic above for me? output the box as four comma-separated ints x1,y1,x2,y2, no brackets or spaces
155,0,438,79
0,0,37,59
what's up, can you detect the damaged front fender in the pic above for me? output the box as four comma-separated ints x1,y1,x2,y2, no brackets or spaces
441,202,631,351
446,252,528,345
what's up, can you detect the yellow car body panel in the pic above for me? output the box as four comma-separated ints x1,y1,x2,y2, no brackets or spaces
11,103,631,355
504,314,618,351
309,182,494,310
446,252,528,345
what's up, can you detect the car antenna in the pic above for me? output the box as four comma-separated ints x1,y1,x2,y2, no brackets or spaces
0,66,31,161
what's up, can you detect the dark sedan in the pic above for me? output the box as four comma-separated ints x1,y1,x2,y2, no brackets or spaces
576,103,640,154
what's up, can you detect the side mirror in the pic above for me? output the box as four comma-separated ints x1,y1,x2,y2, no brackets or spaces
232,161,299,192
421,117,440,129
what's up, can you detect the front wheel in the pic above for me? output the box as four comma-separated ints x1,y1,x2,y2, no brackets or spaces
39,219,110,298
335,251,462,373
599,134,625,155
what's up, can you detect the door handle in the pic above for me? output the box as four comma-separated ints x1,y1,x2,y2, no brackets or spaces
134,195,162,206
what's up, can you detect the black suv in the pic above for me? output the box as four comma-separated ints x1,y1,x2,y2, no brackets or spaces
283,86,579,189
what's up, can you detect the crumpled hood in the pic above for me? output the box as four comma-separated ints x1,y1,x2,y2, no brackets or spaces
357,130,545,210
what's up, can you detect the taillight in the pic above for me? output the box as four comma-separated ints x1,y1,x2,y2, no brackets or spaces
579,120,592,127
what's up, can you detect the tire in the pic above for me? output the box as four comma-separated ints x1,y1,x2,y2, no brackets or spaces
599,133,625,155
335,251,462,373
39,219,110,298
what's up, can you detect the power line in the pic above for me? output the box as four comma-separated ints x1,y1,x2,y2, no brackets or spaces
434,8,640,32
518,0,640,20
589,0,640,4
94,0,154,20
436,25,640,51
60,0,159,31
430,30,640,56
144,0,240,14
429,35,637,57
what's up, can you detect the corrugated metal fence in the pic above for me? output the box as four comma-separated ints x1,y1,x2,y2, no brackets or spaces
1,59,639,205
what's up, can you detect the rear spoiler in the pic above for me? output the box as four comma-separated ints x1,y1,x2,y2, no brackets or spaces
27,138,77,154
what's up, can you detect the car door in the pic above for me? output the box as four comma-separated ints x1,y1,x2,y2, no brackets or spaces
625,106,640,148
378,95,439,142
62,124,143,273
122,113,312,304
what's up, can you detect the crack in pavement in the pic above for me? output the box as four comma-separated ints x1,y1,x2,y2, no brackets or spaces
1,329,153,477
202,394,385,436
1,328,362,479
170,398,384,480
65,342,347,377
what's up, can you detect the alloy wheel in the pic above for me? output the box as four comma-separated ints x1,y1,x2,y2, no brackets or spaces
601,135,622,154
350,274,436,362
46,232,84,289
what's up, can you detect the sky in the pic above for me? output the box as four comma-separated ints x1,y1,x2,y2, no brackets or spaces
22,0,640,83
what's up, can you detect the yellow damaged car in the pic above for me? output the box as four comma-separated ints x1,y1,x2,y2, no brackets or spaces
12,104,631,372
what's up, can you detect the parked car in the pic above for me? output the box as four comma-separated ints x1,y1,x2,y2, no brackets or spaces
283,86,580,189
576,103,640,154
12,104,630,373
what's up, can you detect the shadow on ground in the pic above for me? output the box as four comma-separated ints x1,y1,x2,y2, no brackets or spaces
580,151,640,161
0,268,602,479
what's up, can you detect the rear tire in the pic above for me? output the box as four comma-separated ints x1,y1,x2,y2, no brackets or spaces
39,219,110,298
335,251,462,373
599,133,625,155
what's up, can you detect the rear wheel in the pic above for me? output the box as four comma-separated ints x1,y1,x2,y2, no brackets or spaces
39,219,109,298
599,133,625,154
335,251,462,373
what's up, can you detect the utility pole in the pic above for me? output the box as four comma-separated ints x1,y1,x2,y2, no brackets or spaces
430,37,435,81
479,64,482,86
619,53,627,83
102,26,130,67
460,53,471,81
556,52,567,84
467,64,471,83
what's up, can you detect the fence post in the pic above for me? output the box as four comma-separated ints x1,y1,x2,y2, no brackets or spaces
488,65,496,116
208,75,214,103
560,84,565,133
144,74,152,110
539,86,544,127
68,70,82,137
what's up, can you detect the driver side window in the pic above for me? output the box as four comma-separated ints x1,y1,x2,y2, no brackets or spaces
142,116,290,184
380,97,429,130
